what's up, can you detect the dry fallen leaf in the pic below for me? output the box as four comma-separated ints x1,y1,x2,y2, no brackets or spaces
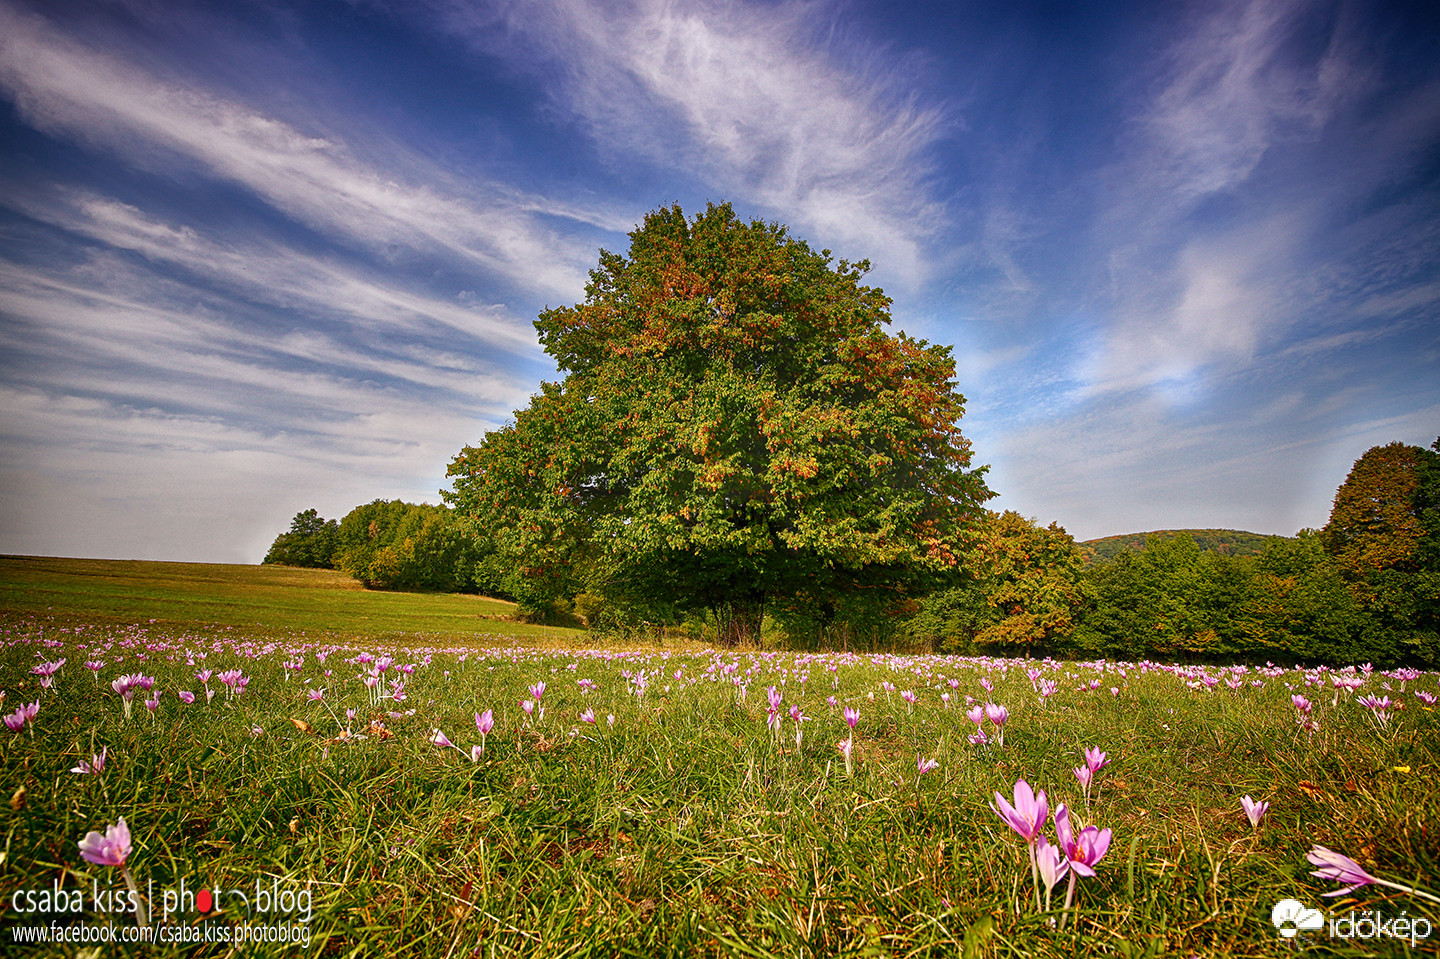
289,718,316,735
450,881,473,922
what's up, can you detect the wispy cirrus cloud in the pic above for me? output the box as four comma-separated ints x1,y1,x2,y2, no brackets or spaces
1080,0,1422,399
0,252,534,427
422,0,952,285
0,0,603,300
0,382,475,562
4,188,537,353
1137,0,1367,208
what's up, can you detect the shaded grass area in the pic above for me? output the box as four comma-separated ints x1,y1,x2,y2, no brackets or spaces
2,618,1437,956
0,555,584,644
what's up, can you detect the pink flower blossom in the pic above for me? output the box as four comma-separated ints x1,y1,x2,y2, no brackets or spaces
70,747,107,775
78,817,132,867
1035,838,1069,899
1307,846,1376,896
1054,804,1112,877
1241,795,1268,828
992,780,1048,843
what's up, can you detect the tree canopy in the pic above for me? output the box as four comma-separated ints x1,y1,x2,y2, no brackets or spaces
333,500,486,593
262,509,338,569
446,203,991,643
1321,439,1440,662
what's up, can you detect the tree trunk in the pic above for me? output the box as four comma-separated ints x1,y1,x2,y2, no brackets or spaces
717,597,764,647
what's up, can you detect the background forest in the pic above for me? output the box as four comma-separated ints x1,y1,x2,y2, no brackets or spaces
265,438,1440,668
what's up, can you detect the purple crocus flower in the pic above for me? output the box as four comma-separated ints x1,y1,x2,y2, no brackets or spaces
1304,846,1440,905
992,780,1048,843
1241,795,1269,828
1054,804,1111,877
1035,838,1069,902
1306,846,1377,896
70,747,107,775
78,817,132,867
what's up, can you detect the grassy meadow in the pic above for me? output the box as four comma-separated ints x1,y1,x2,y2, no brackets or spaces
0,555,584,644
1,557,1437,957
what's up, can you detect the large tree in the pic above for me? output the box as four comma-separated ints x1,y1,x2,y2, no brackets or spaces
446,203,991,644
1322,439,1440,664
1322,441,1427,588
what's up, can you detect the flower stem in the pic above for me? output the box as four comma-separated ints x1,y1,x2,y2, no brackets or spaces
121,865,149,929
1027,842,1041,912
1373,879,1440,906
1061,871,1078,928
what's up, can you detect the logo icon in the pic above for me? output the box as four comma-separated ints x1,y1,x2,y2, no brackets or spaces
1272,899,1326,938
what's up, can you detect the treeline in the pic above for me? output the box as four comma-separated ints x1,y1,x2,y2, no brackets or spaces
913,440,1438,666
263,500,492,594
1082,528,1282,563
264,438,1439,667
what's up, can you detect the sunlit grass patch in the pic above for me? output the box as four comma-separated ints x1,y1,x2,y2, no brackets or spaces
1,621,1437,956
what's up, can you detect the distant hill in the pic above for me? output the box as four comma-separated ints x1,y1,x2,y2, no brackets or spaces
1080,529,1290,563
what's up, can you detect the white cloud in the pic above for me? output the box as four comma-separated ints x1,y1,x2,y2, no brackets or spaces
0,372,488,562
425,0,951,285
1078,0,1394,400
1138,0,1368,208
0,256,535,427
0,0,603,300
6,189,538,352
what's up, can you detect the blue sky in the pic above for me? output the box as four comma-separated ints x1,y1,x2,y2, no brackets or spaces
0,0,1436,564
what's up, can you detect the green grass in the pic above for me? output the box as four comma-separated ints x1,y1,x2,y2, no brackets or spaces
0,560,1437,956
0,555,585,643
